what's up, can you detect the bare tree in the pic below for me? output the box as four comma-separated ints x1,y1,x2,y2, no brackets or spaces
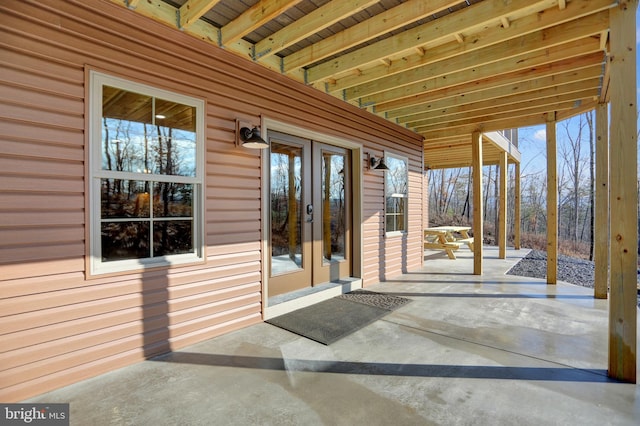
428,168,465,220
558,115,588,245
587,110,595,260
424,113,603,258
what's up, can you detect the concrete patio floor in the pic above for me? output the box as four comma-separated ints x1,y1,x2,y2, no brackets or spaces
27,246,640,425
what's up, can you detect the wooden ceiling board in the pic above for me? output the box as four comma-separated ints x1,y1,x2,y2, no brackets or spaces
107,0,621,169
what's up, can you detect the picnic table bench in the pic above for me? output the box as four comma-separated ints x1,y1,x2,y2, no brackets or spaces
424,226,474,260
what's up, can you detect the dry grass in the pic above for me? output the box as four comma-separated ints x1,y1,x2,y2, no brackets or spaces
515,233,592,260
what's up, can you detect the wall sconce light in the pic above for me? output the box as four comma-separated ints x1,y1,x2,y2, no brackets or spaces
365,152,389,171
235,119,269,149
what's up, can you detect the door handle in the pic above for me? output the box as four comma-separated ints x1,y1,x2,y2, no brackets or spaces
306,204,313,222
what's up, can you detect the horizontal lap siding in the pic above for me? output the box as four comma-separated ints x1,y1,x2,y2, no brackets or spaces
0,0,423,401
363,140,424,282
0,46,85,271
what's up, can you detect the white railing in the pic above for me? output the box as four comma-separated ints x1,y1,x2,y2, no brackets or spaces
497,128,518,147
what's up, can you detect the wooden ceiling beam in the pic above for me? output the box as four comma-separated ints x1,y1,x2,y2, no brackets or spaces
420,114,549,140
423,139,469,151
381,52,604,116
403,79,601,125
309,0,554,84
325,0,613,91
220,0,302,47
556,99,599,121
359,36,602,107
346,11,609,101
425,140,473,150
416,98,592,134
111,0,179,27
282,0,460,72
407,89,598,129
396,67,602,122
254,0,378,60
107,0,299,79
111,0,615,161
599,30,609,50
426,148,505,158
425,146,511,169
178,0,223,29
424,135,520,149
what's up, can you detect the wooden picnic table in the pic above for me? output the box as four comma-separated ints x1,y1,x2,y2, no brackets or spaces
424,226,474,259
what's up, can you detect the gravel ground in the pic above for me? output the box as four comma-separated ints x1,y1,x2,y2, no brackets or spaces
506,249,640,307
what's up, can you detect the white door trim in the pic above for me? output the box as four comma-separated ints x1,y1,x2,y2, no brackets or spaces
260,117,364,319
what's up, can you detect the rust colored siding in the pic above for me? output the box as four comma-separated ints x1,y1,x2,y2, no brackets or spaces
0,0,424,401
362,143,424,283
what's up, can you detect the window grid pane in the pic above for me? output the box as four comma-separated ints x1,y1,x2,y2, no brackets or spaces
93,74,202,271
100,179,195,261
101,221,150,261
384,155,408,233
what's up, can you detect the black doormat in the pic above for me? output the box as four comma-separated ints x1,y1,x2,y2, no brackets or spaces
266,290,411,345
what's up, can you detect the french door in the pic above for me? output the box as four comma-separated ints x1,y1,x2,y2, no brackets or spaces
268,132,351,297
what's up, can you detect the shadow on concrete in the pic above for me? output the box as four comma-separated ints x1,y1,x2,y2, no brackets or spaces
381,292,596,300
382,279,551,285
153,352,616,383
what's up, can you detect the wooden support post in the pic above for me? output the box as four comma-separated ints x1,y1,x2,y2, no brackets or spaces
594,103,609,299
546,113,558,285
514,162,521,250
608,0,637,383
472,131,483,275
498,152,507,259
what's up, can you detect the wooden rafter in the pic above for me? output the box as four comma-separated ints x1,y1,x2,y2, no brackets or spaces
404,82,600,126
282,0,460,72
382,52,605,116
178,0,223,29
107,0,621,169
254,0,379,60
421,114,547,140
309,0,555,84
415,98,594,135
360,38,601,111
220,0,302,47
322,0,612,91
346,12,609,101
397,68,602,123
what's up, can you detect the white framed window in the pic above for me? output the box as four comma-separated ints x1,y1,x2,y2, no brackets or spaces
384,153,408,235
89,71,205,275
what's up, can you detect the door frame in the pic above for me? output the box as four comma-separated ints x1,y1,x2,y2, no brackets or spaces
260,117,364,319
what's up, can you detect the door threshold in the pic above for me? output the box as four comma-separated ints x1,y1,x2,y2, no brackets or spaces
264,277,362,320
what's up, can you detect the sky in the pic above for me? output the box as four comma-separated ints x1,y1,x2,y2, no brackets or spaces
516,8,640,176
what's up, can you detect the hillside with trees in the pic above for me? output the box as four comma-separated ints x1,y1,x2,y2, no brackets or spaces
427,111,609,260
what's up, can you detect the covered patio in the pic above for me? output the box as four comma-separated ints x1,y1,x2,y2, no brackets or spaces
27,247,640,425
1,0,637,402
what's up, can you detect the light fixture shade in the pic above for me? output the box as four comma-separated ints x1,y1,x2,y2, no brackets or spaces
369,155,389,171
239,126,269,149
374,158,389,171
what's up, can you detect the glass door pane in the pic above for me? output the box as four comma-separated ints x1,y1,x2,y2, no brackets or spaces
322,151,346,263
268,133,312,298
313,143,351,284
270,142,303,275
